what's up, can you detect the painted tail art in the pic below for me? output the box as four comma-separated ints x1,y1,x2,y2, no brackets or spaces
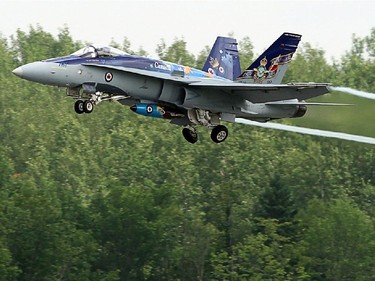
238,32,302,84
202,36,241,81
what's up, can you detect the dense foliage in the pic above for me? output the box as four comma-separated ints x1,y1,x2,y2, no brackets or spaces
0,26,374,280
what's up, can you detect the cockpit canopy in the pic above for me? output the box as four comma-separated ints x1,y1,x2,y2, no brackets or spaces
70,45,127,58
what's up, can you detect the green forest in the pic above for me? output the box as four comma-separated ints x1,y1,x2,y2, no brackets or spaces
0,26,374,280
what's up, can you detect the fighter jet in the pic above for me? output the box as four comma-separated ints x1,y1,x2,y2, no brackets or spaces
12,33,342,144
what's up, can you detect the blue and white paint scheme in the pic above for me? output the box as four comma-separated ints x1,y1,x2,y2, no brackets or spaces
13,33,341,144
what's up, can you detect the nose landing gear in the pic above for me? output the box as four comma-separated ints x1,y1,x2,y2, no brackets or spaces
74,100,94,114
74,100,84,114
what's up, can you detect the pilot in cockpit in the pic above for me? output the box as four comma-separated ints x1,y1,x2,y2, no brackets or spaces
70,45,127,58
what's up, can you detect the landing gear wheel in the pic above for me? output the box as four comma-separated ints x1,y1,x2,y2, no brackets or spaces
83,100,94,113
74,100,84,114
182,127,198,144
211,125,228,143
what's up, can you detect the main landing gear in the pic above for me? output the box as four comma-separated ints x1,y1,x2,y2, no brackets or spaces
182,126,198,144
210,125,228,143
182,125,228,144
182,109,229,144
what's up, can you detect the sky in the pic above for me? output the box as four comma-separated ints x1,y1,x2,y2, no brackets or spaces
0,0,374,60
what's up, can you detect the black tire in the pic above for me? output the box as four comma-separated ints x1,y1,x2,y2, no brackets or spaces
83,100,94,114
182,128,198,144
74,100,84,114
211,125,228,143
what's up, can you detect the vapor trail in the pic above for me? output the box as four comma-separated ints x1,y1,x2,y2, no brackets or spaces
329,86,375,100
236,118,375,145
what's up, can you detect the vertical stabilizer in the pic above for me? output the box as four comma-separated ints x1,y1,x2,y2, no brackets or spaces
238,32,301,84
202,37,241,81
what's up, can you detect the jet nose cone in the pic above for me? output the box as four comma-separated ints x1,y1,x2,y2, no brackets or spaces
12,66,24,78
11,62,57,85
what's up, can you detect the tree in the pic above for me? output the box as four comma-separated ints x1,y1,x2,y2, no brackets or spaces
156,37,195,65
336,28,375,91
1,25,375,280
299,199,375,281
211,219,308,281
0,151,20,280
53,26,81,56
195,45,210,69
238,36,254,71
284,43,336,83
11,25,57,64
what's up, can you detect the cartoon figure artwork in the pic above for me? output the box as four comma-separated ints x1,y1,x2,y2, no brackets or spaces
241,52,295,83
207,50,232,76
184,66,192,74
207,56,220,75
219,51,233,75
268,55,281,77
209,57,220,68
252,57,269,83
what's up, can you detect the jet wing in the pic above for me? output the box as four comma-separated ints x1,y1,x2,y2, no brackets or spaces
188,81,331,103
83,63,330,103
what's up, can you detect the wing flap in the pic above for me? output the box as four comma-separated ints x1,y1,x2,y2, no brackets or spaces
265,101,353,106
188,81,331,103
